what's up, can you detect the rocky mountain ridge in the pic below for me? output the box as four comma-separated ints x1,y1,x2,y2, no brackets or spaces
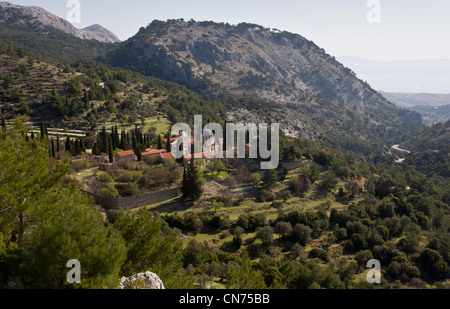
106,19,423,152
0,2,120,43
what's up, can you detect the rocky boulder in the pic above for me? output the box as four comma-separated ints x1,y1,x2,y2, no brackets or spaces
118,271,165,289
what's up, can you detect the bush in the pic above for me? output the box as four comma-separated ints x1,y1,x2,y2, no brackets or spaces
308,248,330,262
420,248,449,279
255,226,274,245
259,189,275,202
98,185,119,199
119,171,142,183
98,171,113,183
251,173,261,186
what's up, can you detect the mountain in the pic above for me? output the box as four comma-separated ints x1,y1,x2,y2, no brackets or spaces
338,56,450,94
0,2,120,43
380,92,450,108
0,2,118,63
105,19,423,153
81,24,121,44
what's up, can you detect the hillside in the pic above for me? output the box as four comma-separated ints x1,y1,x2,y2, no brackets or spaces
0,47,225,133
105,19,423,154
402,120,450,153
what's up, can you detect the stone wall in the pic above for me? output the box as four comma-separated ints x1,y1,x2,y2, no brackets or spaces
89,187,181,210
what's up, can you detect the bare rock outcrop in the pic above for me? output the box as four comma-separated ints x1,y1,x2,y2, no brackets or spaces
118,271,165,289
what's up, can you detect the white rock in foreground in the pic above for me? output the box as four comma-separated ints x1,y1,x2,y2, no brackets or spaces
118,271,165,289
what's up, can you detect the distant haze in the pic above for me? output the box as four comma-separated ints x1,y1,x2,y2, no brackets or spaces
337,56,450,94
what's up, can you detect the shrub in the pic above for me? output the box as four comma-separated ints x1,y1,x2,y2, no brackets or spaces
98,185,119,199
308,248,330,262
98,171,113,183
119,171,142,183
259,189,275,202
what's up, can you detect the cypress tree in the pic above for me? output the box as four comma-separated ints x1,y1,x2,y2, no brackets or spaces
101,127,107,153
56,133,60,152
157,135,163,150
1,117,6,131
108,143,114,163
132,133,137,152
114,125,120,149
40,121,45,139
135,146,142,162
182,167,188,202
51,138,56,158
65,136,71,153
80,138,86,153
31,131,35,140
165,130,171,152
120,129,126,150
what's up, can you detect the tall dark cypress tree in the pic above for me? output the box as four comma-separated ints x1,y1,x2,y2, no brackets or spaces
51,138,56,158
1,117,6,131
114,125,120,150
74,139,81,156
165,130,171,152
157,135,163,150
56,133,60,152
135,146,142,162
132,133,137,152
108,142,114,163
80,138,86,153
101,127,107,153
40,121,45,139
182,167,188,203
65,136,72,153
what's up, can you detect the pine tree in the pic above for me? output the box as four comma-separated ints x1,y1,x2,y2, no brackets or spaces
184,156,203,202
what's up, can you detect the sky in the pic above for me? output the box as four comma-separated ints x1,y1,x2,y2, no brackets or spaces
7,0,450,62
5,0,450,93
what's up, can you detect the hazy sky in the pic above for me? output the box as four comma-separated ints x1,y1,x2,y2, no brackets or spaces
6,0,450,62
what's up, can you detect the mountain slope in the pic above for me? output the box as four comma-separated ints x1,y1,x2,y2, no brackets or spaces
0,2,120,43
105,19,423,153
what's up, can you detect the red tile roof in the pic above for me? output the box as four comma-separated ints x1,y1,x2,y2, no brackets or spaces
161,152,174,160
142,149,167,157
116,150,135,157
